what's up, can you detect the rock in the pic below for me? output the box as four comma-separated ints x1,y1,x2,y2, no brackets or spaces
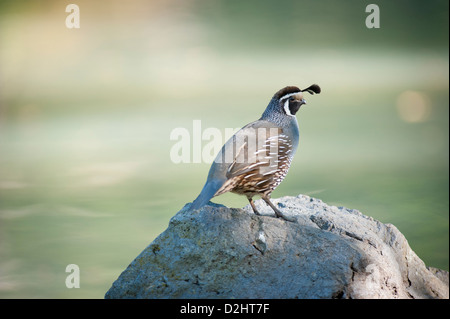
105,195,449,299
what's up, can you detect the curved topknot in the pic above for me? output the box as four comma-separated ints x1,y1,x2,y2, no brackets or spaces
302,84,321,95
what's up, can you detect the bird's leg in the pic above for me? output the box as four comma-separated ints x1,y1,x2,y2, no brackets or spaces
261,195,295,222
247,197,261,216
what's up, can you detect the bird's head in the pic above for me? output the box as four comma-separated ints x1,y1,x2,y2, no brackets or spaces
273,84,321,116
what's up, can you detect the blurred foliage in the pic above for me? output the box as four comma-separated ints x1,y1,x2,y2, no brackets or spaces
0,0,448,298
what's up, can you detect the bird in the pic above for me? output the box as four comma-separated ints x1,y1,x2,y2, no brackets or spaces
190,84,321,221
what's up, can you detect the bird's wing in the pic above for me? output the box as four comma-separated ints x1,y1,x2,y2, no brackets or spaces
211,120,294,197
224,121,292,180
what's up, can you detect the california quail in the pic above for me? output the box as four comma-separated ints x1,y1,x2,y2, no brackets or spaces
190,84,321,221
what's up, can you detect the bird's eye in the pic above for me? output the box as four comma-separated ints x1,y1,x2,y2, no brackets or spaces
289,97,295,101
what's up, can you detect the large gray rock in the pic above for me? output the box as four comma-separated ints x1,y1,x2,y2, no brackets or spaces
105,195,449,299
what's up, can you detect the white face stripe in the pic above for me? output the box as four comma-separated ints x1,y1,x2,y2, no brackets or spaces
283,99,294,117
279,92,301,100
280,91,303,117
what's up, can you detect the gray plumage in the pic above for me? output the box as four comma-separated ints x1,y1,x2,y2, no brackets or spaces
191,85,321,221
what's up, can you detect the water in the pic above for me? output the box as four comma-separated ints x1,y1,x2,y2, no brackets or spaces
0,0,448,298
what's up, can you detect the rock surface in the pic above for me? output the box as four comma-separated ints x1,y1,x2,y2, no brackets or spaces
105,195,449,299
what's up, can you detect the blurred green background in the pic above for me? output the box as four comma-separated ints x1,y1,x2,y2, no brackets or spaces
0,0,448,298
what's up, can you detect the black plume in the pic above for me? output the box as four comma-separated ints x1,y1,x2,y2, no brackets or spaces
301,84,321,95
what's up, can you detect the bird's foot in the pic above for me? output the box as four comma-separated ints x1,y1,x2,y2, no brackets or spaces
261,196,296,222
274,210,296,223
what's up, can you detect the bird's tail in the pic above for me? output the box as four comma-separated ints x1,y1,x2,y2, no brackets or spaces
190,180,224,211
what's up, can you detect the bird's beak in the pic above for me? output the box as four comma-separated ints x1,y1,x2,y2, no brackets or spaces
300,99,306,105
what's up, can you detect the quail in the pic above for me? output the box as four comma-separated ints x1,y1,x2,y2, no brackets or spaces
190,84,321,221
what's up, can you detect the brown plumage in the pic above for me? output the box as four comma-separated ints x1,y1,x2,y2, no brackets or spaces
213,123,295,221
273,86,302,100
